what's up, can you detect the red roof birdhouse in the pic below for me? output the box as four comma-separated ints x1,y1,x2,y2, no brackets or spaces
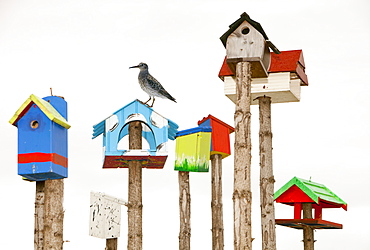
219,50,308,105
198,115,234,159
274,177,347,229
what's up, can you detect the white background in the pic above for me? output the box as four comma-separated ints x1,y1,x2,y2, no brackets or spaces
0,0,369,249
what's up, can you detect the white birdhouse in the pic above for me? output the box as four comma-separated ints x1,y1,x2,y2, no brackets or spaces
89,192,127,239
219,50,308,104
220,12,280,78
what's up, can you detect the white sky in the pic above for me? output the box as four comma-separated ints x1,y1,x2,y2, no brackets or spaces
1,0,369,249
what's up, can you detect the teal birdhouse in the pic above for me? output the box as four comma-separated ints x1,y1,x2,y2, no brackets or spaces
174,126,212,172
92,100,178,169
274,177,347,229
9,94,70,181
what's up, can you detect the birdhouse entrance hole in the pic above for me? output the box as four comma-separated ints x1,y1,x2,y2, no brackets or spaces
116,121,152,151
30,120,39,129
241,27,250,35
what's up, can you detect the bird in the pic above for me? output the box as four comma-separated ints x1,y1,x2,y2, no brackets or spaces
129,62,176,107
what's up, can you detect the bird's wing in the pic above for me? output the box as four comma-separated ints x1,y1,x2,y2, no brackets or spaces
147,74,176,102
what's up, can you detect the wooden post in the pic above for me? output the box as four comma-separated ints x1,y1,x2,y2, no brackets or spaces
127,121,143,250
34,181,45,250
258,96,277,250
43,179,64,249
302,203,314,250
233,61,253,250
211,154,224,250
106,238,118,250
178,171,191,250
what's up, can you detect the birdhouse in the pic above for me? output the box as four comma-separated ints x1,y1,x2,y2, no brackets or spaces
92,100,178,169
175,126,212,172
274,177,347,229
89,192,127,239
9,94,70,181
220,12,280,78
219,50,308,104
197,115,234,159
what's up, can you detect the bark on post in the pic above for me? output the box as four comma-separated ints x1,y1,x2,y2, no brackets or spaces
106,238,118,250
258,96,277,250
178,171,191,250
43,179,64,249
211,154,224,250
35,181,45,250
127,121,143,250
233,61,253,250
302,203,314,250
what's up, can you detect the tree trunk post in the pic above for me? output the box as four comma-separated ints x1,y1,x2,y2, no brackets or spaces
211,154,224,250
35,181,45,250
127,121,143,250
258,96,277,250
233,61,253,250
178,171,191,250
302,203,314,250
106,238,118,250
43,179,64,249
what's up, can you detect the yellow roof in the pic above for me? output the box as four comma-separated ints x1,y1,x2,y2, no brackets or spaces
9,94,71,129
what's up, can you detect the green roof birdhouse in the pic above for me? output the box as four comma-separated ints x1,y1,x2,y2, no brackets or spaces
274,177,347,229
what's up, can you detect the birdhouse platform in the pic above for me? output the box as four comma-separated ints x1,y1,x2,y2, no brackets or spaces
219,50,308,104
274,177,347,230
92,100,178,169
175,126,212,172
198,115,234,159
9,94,70,181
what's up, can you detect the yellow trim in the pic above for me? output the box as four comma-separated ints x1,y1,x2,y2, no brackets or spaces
9,94,71,129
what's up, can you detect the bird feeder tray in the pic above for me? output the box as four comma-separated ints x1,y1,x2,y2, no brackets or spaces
198,115,234,159
275,219,343,230
219,50,308,105
175,126,212,172
9,94,70,181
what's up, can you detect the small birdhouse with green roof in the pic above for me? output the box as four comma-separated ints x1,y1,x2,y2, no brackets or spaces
174,126,212,172
197,115,234,159
274,177,347,229
220,12,280,78
9,94,70,181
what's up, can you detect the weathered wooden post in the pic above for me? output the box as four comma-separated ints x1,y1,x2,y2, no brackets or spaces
220,12,280,249
92,100,178,249
175,126,212,249
275,177,347,250
198,115,234,250
9,94,70,249
219,43,309,249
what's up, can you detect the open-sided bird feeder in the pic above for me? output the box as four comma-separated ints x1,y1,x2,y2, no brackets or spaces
219,50,308,104
92,100,178,169
9,94,70,181
198,114,234,159
175,126,212,172
274,177,347,229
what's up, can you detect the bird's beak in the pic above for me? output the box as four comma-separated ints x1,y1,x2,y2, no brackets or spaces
129,65,139,69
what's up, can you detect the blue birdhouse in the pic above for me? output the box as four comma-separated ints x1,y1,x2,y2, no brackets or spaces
9,94,70,181
92,100,178,169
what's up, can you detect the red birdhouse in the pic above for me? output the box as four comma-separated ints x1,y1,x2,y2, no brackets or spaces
274,177,347,229
198,115,234,159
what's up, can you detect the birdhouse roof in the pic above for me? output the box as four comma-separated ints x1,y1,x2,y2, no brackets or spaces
218,50,308,85
9,94,70,129
198,115,234,134
274,177,347,210
220,12,280,54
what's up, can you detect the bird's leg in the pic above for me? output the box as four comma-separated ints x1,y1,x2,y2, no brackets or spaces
143,96,152,105
149,97,155,107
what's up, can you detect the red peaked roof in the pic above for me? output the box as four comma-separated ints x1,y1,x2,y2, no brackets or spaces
218,50,308,86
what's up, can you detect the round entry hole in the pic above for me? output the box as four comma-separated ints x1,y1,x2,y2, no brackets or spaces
30,120,39,129
242,27,250,35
